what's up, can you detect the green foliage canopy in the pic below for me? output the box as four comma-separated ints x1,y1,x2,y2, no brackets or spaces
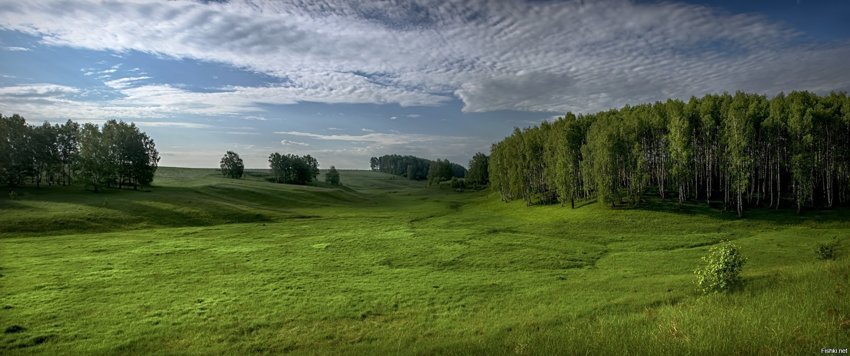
695,242,747,293
220,151,245,179
489,91,850,216
1,115,159,191
268,152,319,185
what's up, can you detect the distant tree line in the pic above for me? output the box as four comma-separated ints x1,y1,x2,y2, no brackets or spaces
269,152,319,185
1,114,160,191
490,91,850,216
370,154,467,183
370,155,431,180
222,150,336,186
426,159,467,185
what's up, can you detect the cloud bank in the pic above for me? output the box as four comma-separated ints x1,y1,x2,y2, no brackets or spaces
0,0,848,119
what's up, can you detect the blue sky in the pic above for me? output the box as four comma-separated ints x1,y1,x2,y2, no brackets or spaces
1,0,849,169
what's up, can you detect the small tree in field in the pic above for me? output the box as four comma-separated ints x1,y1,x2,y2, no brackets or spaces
695,242,746,293
220,151,244,179
325,166,341,185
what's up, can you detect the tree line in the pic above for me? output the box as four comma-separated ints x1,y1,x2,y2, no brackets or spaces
370,154,467,183
370,154,431,180
426,159,467,185
1,114,160,192
466,152,489,188
222,151,341,186
489,91,850,216
268,152,319,185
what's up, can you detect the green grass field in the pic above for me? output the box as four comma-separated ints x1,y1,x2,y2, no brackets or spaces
1,168,848,354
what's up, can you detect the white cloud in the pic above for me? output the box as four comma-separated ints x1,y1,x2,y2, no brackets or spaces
1,0,847,114
0,76,450,121
389,116,398,120
0,84,79,97
276,130,465,146
20,118,210,130
361,128,374,132
0,83,263,131
4,46,30,51
103,76,151,89
134,121,212,129
223,131,261,135
405,114,420,118
280,139,309,146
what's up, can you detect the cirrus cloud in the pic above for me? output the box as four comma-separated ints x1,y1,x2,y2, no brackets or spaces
275,130,458,146
0,0,847,117
280,139,309,146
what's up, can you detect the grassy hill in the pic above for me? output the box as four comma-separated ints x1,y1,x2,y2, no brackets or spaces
0,168,414,237
1,168,848,353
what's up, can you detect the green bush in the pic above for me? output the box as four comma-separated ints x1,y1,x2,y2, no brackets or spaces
325,166,341,186
695,242,746,293
815,239,838,260
450,177,466,191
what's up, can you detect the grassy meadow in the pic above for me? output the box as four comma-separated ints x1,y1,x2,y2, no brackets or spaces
1,167,848,354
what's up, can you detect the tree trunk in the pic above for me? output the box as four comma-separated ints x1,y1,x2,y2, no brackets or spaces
737,191,743,217
775,155,781,210
705,147,712,205
722,171,728,211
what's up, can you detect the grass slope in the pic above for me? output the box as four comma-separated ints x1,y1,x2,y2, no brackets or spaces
1,167,848,354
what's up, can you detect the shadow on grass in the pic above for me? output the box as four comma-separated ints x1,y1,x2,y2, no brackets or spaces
633,198,850,225
0,185,275,237
527,194,850,225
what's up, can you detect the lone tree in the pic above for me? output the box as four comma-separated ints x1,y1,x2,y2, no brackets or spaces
220,151,244,179
325,166,341,185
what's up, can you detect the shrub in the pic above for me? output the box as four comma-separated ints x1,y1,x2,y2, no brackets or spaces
815,239,839,260
450,177,465,192
325,166,341,186
695,242,746,293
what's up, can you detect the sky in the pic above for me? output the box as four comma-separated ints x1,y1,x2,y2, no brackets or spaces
1,0,849,169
